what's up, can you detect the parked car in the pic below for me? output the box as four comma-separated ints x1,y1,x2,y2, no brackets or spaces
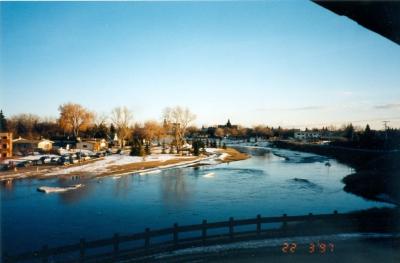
57,156,70,165
82,155,91,161
39,156,52,164
50,157,60,163
0,164,9,171
17,160,32,168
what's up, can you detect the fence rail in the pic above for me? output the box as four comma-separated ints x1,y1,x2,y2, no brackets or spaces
4,209,398,262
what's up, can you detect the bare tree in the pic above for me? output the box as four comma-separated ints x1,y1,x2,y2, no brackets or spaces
58,103,94,137
111,106,133,148
163,106,196,153
8,113,40,138
94,112,109,126
144,120,162,144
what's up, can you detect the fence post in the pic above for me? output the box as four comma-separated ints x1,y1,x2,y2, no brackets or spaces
145,228,150,249
41,245,48,263
282,214,288,230
332,210,339,231
173,223,179,248
202,220,207,245
256,214,261,235
308,213,314,234
229,217,234,241
113,233,119,256
79,238,86,262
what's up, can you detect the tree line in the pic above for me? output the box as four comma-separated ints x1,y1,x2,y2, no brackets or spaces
1,105,400,151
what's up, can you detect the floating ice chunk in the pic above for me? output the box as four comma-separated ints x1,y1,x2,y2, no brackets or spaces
37,184,83,193
139,169,161,175
203,172,215,178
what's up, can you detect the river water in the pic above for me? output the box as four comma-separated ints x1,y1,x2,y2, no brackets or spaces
1,146,390,254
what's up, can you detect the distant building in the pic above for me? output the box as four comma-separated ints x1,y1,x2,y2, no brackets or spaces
76,139,107,152
294,131,321,141
13,137,54,155
218,119,238,130
0,132,13,159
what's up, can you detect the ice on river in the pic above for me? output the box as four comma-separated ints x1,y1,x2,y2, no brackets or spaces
37,184,84,193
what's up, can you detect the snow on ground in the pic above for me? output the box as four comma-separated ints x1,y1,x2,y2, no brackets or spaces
153,233,400,260
205,148,220,153
45,154,188,176
218,153,229,160
224,139,270,148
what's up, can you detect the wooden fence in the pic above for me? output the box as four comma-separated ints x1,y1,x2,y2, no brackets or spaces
4,210,398,263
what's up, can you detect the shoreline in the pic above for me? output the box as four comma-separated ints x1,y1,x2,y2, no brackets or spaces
270,140,400,205
0,147,249,182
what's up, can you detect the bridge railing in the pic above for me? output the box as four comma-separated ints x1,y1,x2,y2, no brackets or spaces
3,210,395,262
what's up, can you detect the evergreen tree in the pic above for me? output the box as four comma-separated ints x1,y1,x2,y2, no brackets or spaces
145,142,151,155
344,123,355,140
161,140,166,154
110,124,116,137
0,110,7,132
365,124,371,134
192,140,200,156
130,139,145,156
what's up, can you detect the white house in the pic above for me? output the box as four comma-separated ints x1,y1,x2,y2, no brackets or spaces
76,139,107,152
37,139,54,151
13,137,54,155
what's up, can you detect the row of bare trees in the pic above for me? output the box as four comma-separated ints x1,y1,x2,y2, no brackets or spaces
3,103,197,151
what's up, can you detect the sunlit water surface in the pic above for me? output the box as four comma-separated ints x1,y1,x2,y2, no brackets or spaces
1,146,390,254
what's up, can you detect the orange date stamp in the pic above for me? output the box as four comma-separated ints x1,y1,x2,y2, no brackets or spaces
281,241,335,254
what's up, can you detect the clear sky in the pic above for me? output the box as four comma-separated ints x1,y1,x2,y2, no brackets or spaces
1,1,400,129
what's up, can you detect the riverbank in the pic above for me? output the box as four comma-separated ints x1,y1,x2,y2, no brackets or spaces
0,147,249,181
270,140,400,205
219,147,250,163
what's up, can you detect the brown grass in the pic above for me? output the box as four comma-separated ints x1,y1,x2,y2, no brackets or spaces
220,148,249,163
104,157,199,177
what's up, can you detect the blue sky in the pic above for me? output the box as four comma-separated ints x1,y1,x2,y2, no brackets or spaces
1,1,400,129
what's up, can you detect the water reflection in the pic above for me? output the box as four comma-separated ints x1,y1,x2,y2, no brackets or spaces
160,169,191,207
2,147,392,256
57,177,94,204
2,179,13,191
113,175,134,198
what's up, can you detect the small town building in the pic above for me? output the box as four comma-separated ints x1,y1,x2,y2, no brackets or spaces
76,139,107,152
37,139,54,151
294,131,321,141
12,137,54,155
218,119,238,130
0,132,13,159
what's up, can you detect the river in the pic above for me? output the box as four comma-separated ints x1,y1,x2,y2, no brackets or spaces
1,146,391,254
